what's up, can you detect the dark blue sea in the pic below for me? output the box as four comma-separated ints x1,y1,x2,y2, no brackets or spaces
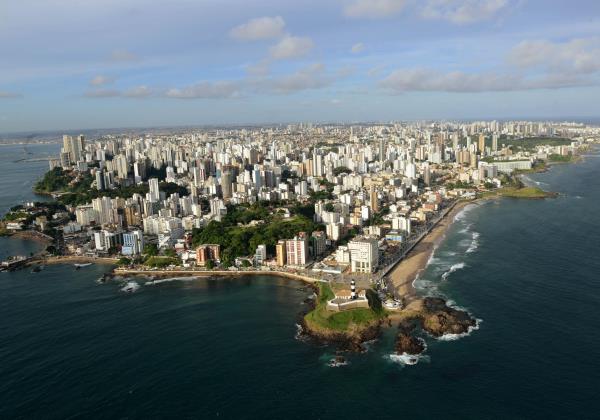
1,143,599,419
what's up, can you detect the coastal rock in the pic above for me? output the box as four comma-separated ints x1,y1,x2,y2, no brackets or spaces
421,297,477,337
395,333,425,355
300,318,383,352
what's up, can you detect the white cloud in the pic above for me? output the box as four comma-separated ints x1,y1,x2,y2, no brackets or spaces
508,38,600,74
165,81,240,99
123,85,152,98
110,49,139,62
84,86,152,98
421,0,508,24
89,75,115,86
269,36,314,60
351,42,365,53
246,60,271,77
0,91,22,98
253,63,334,94
367,65,386,77
379,68,589,92
344,0,407,19
230,16,285,41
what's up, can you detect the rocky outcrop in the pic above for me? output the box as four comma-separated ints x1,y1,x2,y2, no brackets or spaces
392,297,478,354
395,333,426,355
421,297,477,337
300,317,382,352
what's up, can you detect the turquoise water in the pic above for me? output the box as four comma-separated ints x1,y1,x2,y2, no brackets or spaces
1,145,599,419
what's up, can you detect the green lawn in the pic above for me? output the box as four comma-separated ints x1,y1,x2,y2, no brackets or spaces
144,256,180,268
304,283,385,332
498,186,554,199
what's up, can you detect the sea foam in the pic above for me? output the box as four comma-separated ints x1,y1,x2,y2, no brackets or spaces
441,262,466,280
387,350,430,366
466,232,480,253
144,276,198,286
435,318,482,341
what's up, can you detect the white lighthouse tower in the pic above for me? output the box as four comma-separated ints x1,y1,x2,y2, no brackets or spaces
350,279,356,300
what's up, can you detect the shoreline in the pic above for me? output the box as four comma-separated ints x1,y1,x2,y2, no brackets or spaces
388,200,474,300
31,255,119,266
9,230,54,243
113,267,322,284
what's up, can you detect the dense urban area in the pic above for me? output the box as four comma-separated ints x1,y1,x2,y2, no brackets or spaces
1,121,598,320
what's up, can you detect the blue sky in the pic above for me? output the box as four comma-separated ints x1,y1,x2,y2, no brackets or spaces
1,0,600,132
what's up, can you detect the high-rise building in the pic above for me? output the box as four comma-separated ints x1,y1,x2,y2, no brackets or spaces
122,230,144,255
369,187,379,213
285,232,309,266
310,231,327,257
196,244,221,266
275,240,286,267
221,171,233,199
255,244,267,265
149,178,160,202
95,170,105,191
478,134,486,155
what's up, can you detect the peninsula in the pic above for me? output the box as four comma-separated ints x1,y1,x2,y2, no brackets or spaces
2,122,598,359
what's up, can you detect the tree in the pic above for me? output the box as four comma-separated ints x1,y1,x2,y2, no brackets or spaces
333,166,352,176
205,260,215,269
45,245,58,255
117,257,132,266
164,248,177,258
143,243,158,257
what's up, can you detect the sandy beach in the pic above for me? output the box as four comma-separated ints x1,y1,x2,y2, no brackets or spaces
389,200,474,300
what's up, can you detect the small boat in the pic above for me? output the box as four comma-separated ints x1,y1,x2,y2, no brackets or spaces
31,265,44,273
121,281,140,293
74,263,93,270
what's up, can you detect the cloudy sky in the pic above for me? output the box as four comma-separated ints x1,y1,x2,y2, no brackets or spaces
1,0,599,132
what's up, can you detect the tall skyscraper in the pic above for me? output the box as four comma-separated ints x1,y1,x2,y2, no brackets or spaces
149,178,160,202
478,134,486,156
221,171,233,199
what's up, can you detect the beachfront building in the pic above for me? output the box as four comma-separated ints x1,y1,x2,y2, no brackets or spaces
310,231,327,258
286,232,310,267
275,240,286,267
196,244,221,266
254,244,267,266
122,230,144,256
493,160,532,173
348,236,379,273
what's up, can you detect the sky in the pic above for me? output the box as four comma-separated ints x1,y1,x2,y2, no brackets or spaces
1,0,600,132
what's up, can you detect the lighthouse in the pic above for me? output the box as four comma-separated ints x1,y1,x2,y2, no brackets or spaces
350,279,356,300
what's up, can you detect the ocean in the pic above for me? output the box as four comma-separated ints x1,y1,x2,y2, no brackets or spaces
1,143,599,419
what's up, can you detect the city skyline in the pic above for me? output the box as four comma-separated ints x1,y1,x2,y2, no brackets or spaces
2,0,600,132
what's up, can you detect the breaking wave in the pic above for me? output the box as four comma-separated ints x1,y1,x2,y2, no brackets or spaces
386,350,430,366
435,318,483,341
294,323,305,341
144,276,198,286
441,262,466,280
466,232,480,253
454,203,479,222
